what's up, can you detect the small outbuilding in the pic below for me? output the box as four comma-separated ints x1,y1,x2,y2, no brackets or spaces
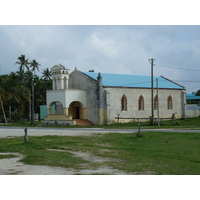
186,94,200,117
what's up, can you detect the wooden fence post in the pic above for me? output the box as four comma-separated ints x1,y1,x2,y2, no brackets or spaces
24,128,28,143
137,123,141,137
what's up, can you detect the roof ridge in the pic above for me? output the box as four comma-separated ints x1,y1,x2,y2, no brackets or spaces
85,71,160,78
83,71,184,89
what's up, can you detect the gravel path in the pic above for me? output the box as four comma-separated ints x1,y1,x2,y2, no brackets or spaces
1,127,200,139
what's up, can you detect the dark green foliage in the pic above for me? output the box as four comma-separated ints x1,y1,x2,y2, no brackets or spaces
195,89,200,96
0,55,52,122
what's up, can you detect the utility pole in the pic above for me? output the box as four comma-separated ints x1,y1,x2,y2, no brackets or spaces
156,78,160,127
148,58,156,121
32,83,34,124
0,96,7,125
29,91,31,121
31,76,35,125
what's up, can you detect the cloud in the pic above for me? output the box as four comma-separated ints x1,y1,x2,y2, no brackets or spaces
0,25,200,93
89,32,118,58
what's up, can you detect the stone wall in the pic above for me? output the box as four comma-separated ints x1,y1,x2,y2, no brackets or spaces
68,69,186,125
104,87,185,124
69,70,99,124
186,105,200,118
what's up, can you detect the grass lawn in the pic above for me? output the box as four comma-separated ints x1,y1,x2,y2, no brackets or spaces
0,131,200,174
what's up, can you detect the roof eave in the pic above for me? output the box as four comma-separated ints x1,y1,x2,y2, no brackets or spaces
160,75,185,89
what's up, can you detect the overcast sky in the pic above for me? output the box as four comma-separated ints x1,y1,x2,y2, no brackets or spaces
0,25,200,93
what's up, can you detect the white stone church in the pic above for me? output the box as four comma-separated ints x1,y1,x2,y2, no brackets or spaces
44,65,186,125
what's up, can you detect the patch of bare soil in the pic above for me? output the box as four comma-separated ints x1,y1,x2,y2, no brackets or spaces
0,151,128,175
48,149,128,175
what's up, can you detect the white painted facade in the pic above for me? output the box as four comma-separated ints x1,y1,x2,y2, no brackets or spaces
47,89,86,109
45,65,87,124
51,65,69,90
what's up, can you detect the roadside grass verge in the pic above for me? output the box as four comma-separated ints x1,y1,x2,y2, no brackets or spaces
1,117,200,129
0,131,200,174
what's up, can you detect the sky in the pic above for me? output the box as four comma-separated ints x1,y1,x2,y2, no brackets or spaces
1,0,199,195
0,25,200,93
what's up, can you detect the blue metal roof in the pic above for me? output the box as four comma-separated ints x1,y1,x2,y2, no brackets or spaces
186,94,195,97
84,72,184,89
186,94,200,100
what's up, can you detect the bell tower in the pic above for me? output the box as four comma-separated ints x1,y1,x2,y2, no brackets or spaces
51,65,69,90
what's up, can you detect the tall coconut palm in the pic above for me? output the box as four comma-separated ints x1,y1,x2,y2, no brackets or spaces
30,59,40,75
15,54,30,81
29,59,40,124
42,68,51,80
34,78,47,113
23,70,33,88
42,68,52,90
15,54,30,72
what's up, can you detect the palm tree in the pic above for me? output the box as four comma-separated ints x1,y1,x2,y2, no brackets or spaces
29,59,40,124
23,70,33,88
0,74,30,121
30,59,40,75
42,68,51,80
41,68,52,92
34,78,47,112
15,54,30,72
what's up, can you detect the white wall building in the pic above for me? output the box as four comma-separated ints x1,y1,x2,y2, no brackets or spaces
44,65,186,125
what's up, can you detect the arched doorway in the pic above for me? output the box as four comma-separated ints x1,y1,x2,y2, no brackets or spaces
69,101,83,119
49,101,64,114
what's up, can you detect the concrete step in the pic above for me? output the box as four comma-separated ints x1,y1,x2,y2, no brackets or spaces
75,119,94,126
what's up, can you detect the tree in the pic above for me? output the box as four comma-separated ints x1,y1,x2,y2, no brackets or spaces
15,54,30,72
42,68,51,80
0,74,30,121
195,90,200,96
23,70,33,88
34,78,47,112
0,55,54,122
30,59,40,75
29,59,40,124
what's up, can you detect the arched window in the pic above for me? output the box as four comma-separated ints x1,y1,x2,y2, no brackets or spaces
138,95,144,110
167,95,173,110
121,95,127,111
154,95,158,110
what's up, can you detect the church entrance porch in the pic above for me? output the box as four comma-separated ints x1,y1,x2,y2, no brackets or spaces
45,87,87,125
75,106,80,119
44,101,72,124
69,101,86,119
68,101,93,125
49,101,64,114
75,119,94,126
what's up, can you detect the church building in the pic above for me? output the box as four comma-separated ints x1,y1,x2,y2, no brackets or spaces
44,65,186,125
